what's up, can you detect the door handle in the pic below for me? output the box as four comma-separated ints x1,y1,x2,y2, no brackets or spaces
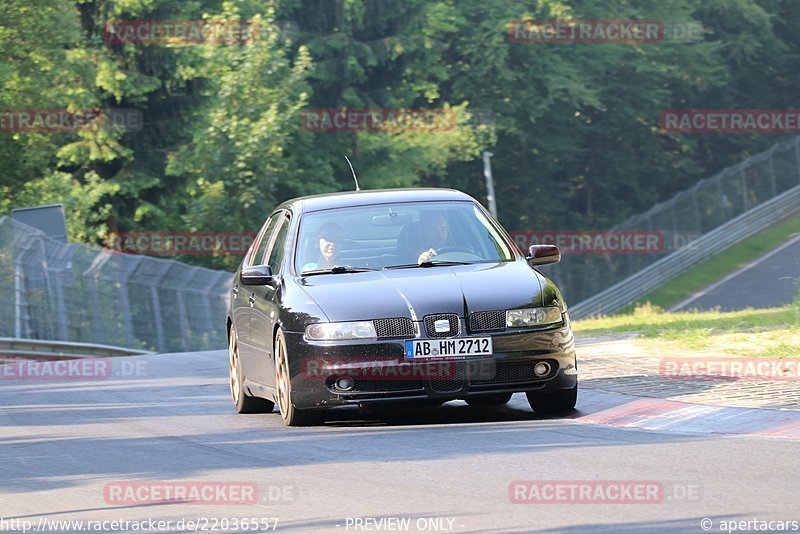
248,294,255,307
232,285,239,297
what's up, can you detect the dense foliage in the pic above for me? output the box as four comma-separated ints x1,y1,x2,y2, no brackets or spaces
2,0,797,269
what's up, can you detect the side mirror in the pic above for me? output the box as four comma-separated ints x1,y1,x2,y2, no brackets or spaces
526,244,561,266
241,265,277,287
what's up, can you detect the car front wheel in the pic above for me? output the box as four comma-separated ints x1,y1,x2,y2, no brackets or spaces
526,385,577,416
274,328,319,426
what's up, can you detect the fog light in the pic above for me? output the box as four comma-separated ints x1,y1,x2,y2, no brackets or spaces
336,377,355,391
533,362,552,377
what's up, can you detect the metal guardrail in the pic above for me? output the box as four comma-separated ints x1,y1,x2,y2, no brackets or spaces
569,183,800,319
543,135,800,305
0,337,151,359
0,217,233,353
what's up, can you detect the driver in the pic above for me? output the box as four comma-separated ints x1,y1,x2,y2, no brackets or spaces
302,222,344,271
416,212,451,263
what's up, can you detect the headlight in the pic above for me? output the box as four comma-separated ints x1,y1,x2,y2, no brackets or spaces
305,321,377,341
506,307,562,328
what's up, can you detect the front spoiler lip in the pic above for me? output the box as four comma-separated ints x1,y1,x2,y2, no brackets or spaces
325,380,557,401
294,373,577,410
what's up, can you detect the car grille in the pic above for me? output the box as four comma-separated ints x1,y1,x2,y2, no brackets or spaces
470,360,559,385
423,313,459,338
374,318,415,339
469,310,506,332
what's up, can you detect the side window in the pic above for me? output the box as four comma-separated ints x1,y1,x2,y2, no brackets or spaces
246,215,278,267
264,214,291,274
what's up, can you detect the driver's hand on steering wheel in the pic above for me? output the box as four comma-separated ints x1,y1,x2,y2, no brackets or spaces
418,248,437,264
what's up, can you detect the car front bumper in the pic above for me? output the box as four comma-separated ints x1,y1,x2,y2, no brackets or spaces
283,320,578,410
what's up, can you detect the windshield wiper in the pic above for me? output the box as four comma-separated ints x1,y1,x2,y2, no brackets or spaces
383,260,473,270
301,265,377,276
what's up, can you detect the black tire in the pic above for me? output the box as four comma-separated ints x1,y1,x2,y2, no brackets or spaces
229,325,275,414
274,328,320,426
465,393,513,407
526,385,578,416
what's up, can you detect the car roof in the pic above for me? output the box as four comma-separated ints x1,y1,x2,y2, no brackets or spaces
277,188,476,214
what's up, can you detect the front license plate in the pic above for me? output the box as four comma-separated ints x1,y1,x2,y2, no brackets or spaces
404,337,493,360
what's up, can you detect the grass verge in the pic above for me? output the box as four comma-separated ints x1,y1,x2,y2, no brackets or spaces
623,212,800,311
573,301,800,358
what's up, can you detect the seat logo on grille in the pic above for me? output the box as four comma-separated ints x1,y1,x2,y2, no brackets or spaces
434,319,450,333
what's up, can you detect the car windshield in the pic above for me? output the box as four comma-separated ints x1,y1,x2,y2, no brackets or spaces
295,200,514,273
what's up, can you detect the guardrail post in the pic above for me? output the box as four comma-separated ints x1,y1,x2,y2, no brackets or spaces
150,284,165,353
740,164,748,211
146,261,169,353
670,205,678,233
116,256,142,348
795,138,800,184
52,269,68,340
87,274,104,344
177,292,190,351
118,279,134,348
14,259,24,338
768,147,777,197
195,271,216,350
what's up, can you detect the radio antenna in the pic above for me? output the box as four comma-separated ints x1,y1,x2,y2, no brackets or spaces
344,155,360,191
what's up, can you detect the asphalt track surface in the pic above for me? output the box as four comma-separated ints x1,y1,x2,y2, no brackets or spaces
673,234,800,312
2,350,800,534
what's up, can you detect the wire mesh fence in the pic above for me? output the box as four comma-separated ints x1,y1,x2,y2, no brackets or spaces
538,135,800,307
0,218,233,352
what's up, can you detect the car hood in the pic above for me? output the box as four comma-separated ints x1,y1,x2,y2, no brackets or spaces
297,261,546,322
